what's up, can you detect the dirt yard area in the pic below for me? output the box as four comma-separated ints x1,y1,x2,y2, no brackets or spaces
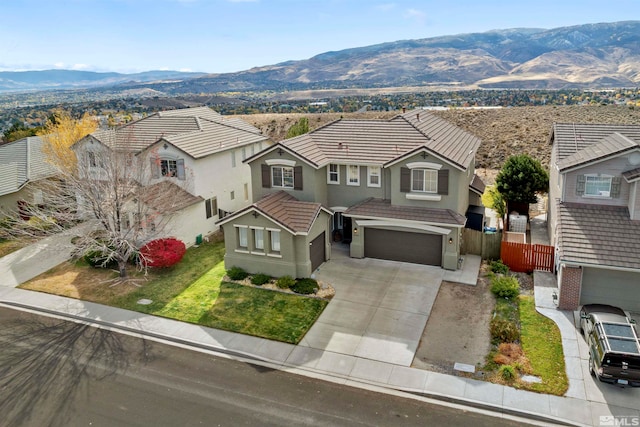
412,265,495,374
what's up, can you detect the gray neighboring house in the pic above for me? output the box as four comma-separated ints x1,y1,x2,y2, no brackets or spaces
218,109,483,277
548,123,640,311
0,136,57,216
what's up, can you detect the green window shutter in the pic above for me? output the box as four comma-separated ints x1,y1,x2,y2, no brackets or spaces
576,174,585,196
400,167,410,192
261,164,271,188
611,176,621,198
437,169,449,195
294,166,303,190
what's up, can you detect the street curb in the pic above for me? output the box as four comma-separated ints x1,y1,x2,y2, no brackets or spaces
1,300,582,427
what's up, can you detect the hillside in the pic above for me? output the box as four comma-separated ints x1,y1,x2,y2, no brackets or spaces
240,105,640,182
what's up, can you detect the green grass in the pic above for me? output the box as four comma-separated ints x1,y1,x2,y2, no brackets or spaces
519,295,568,395
107,241,326,344
200,282,327,344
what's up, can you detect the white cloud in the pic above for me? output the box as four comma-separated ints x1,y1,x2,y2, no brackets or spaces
71,63,90,70
179,68,193,72
54,62,66,69
404,8,427,25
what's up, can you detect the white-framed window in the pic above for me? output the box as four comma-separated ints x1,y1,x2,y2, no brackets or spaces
270,230,280,252
272,166,294,188
238,227,248,248
254,228,264,250
160,159,177,177
327,164,340,184
411,169,438,193
368,166,381,187
347,165,360,186
585,175,612,197
205,197,217,219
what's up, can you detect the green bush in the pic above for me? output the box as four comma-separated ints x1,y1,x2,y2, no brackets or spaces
276,275,295,289
291,278,318,295
499,365,516,381
251,273,271,286
490,275,520,299
490,259,509,274
490,318,520,343
227,266,249,281
84,249,117,269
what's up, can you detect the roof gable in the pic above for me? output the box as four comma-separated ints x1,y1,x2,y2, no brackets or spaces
557,133,640,172
217,191,330,235
551,122,640,164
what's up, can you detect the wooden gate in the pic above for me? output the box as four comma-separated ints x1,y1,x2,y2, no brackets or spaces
500,241,554,273
461,229,502,260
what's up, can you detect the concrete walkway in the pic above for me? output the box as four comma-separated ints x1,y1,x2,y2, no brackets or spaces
0,222,94,287
1,232,638,425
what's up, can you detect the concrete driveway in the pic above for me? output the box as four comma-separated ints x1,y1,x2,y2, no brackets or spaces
299,244,443,366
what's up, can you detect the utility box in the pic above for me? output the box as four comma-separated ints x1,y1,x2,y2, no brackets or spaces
195,234,203,245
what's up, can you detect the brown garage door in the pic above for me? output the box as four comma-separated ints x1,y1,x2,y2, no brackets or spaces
309,232,326,272
364,228,442,266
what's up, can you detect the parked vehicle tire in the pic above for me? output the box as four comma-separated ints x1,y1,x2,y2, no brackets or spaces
589,354,596,377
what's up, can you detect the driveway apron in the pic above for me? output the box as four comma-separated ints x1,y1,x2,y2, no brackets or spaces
301,246,443,366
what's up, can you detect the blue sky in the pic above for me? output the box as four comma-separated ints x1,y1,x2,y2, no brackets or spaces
0,0,637,74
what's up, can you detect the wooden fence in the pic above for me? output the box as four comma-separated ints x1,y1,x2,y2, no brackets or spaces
500,241,554,273
461,229,502,260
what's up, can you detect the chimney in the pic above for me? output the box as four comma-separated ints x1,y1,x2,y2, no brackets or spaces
402,107,406,114
417,113,420,121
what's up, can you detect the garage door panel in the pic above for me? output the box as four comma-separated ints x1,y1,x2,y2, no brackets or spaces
364,228,442,266
580,267,640,312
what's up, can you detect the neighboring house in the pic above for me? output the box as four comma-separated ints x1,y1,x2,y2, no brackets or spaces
548,123,640,311
218,109,483,277
0,136,57,216
75,106,270,245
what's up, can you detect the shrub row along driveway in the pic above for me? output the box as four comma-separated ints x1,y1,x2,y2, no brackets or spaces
304,245,443,366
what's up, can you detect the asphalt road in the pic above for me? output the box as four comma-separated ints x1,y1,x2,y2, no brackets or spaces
0,307,524,427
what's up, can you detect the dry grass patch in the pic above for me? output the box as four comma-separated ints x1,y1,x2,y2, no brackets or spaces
19,260,149,302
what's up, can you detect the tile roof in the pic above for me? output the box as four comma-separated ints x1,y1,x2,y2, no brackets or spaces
0,136,57,196
254,191,325,233
344,198,467,226
89,107,268,158
470,173,486,195
139,180,203,213
555,201,640,270
622,167,640,182
551,122,640,164
278,109,480,170
557,132,639,171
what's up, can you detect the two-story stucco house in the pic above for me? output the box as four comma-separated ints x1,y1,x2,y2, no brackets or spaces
74,106,271,245
218,109,483,278
548,123,640,312
0,136,57,217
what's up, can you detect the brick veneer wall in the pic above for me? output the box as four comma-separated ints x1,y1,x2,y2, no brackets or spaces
558,265,582,310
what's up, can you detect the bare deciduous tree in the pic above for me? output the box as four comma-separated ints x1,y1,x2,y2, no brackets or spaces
1,130,194,282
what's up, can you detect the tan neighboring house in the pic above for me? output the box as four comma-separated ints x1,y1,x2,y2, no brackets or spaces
548,123,640,311
218,109,483,278
0,136,57,216
75,106,271,245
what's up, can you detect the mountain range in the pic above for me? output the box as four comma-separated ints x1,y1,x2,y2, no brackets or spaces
2,21,640,95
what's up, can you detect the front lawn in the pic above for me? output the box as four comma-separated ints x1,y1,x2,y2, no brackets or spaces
20,241,326,344
519,295,568,395
0,238,29,258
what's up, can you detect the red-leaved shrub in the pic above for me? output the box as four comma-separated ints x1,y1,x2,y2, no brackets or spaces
140,238,186,268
